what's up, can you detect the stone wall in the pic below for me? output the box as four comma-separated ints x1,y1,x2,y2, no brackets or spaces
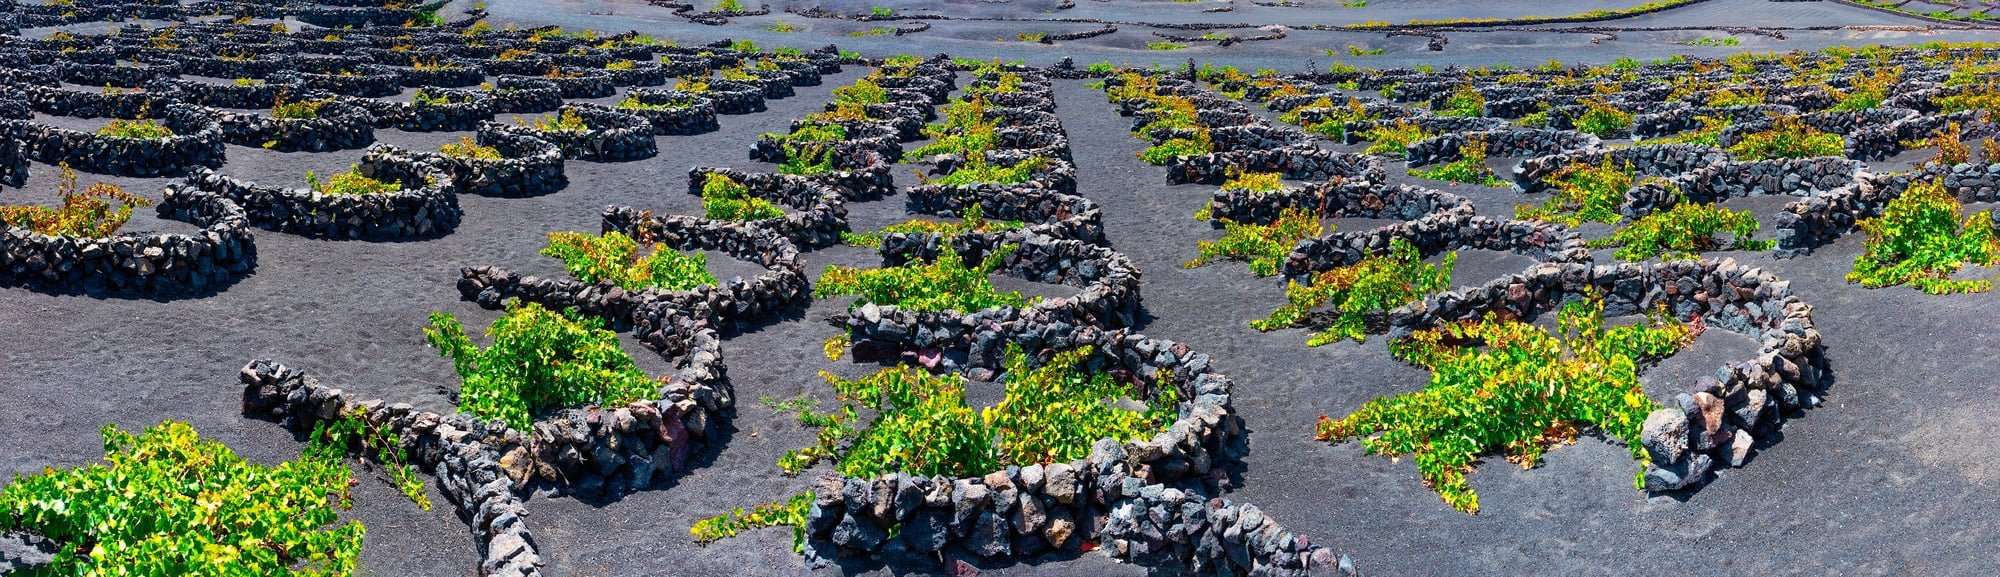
9,103,225,177
1,186,255,295
163,152,460,241
686,166,849,248
217,98,377,153
1167,147,1385,186
616,89,721,135
486,103,657,162
1284,212,1590,281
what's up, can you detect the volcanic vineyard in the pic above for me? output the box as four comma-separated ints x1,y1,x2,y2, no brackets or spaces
3,1,2000,576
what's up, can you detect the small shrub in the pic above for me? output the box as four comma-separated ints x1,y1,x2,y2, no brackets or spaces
521,108,590,134
932,156,1048,186
815,244,1030,312
1829,66,1900,112
1847,178,1999,294
1573,99,1633,137
832,77,887,105
1253,239,1454,346
1706,87,1764,108
306,166,401,196
439,135,503,160
1436,85,1484,118
541,230,717,291
1410,137,1505,187
1184,208,1324,277
1643,115,1729,146
1219,169,1284,194
870,6,892,17
1345,44,1384,57
96,118,173,140
1726,115,1845,160
425,302,659,430
1146,41,1188,51
1317,296,1694,514
701,173,785,221
1362,120,1429,158
767,21,800,32
1515,158,1633,225
0,164,150,237
1591,200,1773,261
0,421,364,575
839,204,1023,248
269,95,329,119
1017,32,1046,43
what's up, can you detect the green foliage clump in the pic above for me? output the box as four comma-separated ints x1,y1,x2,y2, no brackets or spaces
839,204,1022,249
1436,85,1485,118
1847,179,1999,294
439,135,503,160
779,344,1178,478
815,245,1030,312
521,108,590,134
269,95,329,119
1726,116,1845,160
541,230,716,291
833,77,888,105
910,99,997,159
425,302,659,430
1362,120,1428,157
932,156,1048,186
0,421,364,576
1146,41,1188,51
1591,201,1772,261
306,166,400,196
701,173,786,221
1573,99,1633,137
96,118,173,140
1829,66,1900,112
1410,137,1506,187
1515,158,1633,225
311,409,431,511
1316,296,1694,514
1303,99,1380,140
616,94,696,112
690,492,811,545
1219,169,1284,194
1643,115,1729,146
1184,208,1324,277
0,164,150,237
1253,239,1454,346
769,122,846,176
1140,132,1211,164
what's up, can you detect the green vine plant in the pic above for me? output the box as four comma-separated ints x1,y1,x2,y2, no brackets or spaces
0,163,151,238
764,121,844,176
1184,207,1326,277
541,230,716,291
0,421,365,575
96,118,174,140
1296,97,1379,141
1590,199,1772,261
1846,178,2000,294
909,97,999,159
815,244,1032,312
1514,158,1635,226
1726,115,1846,160
1316,295,1697,514
1409,137,1506,187
929,155,1049,186
1436,85,1485,118
1218,169,1284,194
306,165,402,196
837,204,1024,249
1640,115,1729,146
701,173,785,222
1361,120,1429,158
438,135,503,160
1252,239,1455,346
694,345,1179,545
424,302,660,430
1573,98,1634,138
310,408,433,511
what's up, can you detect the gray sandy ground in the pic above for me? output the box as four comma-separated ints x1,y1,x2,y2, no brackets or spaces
10,0,2000,576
